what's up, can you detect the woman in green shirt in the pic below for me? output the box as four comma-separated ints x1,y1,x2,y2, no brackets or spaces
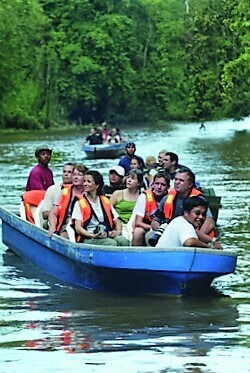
110,169,143,242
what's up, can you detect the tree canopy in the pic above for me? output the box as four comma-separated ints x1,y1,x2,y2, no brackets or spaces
0,0,249,129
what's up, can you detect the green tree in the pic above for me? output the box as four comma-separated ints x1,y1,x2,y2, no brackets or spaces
0,0,47,128
221,0,250,119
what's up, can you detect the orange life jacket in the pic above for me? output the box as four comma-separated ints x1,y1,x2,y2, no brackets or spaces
21,190,46,224
56,185,82,232
163,188,201,220
143,190,158,224
76,195,114,242
163,188,214,237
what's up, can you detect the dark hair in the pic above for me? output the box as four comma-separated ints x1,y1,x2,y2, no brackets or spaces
73,163,88,174
64,162,76,167
126,142,136,148
85,170,104,195
175,167,195,186
165,152,179,164
183,196,208,213
153,171,170,187
130,156,143,169
127,169,144,188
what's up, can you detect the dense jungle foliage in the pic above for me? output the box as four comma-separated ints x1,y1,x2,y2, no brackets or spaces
0,0,249,129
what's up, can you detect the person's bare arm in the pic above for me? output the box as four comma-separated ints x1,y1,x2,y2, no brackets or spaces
74,220,101,239
134,215,151,231
184,237,222,250
48,205,59,237
110,190,121,207
108,218,122,237
197,217,222,249
184,237,210,248
200,217,214,235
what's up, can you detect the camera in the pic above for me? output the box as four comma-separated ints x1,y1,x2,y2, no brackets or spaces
148,223,168,246
150,209,165,223
94,224,107,237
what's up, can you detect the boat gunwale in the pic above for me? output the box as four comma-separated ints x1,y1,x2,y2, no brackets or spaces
0,206,237,258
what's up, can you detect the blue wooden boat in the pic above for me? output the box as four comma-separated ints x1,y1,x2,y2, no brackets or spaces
0,207,237,296
82,141,126,159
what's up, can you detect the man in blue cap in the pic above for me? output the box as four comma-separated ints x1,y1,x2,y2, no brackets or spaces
118,142,145,174
26,145,54,191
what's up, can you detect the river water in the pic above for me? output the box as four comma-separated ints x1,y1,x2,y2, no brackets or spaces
0,119,249,372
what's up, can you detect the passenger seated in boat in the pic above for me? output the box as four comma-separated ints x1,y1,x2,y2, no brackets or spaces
84,127,103,145
102,166,126,198
129,156,149,191
101,121,110,139
148,167,216,246
105,128,121,144
110,169,143,242
147,149,167,185
41,162,75,225
145,155,157,171
96,126,106,143
156,196,222,249
48,164,87,238
160,152,189,180
72,170,129,246
131,171,170,246
144,155,157,188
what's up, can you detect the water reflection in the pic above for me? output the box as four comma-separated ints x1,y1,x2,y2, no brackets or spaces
1,251,239,357
0,119,249,371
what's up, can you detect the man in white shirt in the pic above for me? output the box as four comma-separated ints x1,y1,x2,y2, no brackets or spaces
41,163,75,220
156,196,222,249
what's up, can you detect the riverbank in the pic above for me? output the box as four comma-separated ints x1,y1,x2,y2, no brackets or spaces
0,124,88,144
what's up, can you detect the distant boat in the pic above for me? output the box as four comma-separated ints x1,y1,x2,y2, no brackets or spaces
0,206,237,296
82,141,126,159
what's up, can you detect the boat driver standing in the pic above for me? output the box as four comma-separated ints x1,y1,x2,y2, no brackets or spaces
26,145,54,191
118,142,145,174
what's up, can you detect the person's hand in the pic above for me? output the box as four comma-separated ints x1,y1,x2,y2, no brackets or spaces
108,230,120,238
92,232,103,239
213,240,223,250
48,227,56,237
151,220,160,231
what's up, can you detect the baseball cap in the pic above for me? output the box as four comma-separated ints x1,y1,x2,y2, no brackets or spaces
109,166,125,177
35,145,52,157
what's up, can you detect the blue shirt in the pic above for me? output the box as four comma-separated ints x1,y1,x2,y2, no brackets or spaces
118,155,145,174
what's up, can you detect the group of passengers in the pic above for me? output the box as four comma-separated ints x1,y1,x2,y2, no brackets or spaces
84,122,125,145
23,141,222,250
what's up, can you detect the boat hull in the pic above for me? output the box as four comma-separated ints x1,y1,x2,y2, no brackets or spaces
0,207,237,296
82,141,126,159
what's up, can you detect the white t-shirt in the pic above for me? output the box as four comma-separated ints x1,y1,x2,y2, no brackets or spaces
133,192,161,218
156,216,198,248
133,193,147,217
72,196,119,233
41,184,62,212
